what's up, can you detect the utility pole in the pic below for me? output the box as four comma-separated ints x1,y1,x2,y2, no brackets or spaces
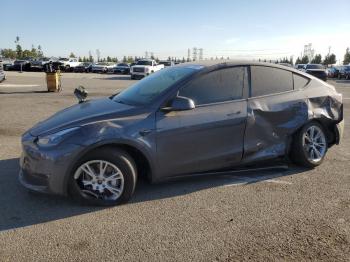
198,48,203,60
96,49,100,62
192,47,197,61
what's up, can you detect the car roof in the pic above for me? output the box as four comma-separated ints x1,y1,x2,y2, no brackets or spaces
175,60,303,74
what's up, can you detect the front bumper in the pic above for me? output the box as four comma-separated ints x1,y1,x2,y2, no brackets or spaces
335,119,345,144
19,132,84,195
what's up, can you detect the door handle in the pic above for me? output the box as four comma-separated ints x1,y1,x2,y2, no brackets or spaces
139,129,152,136
227,111,241,117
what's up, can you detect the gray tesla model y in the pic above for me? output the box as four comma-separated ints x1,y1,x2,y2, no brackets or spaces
20,61,344,205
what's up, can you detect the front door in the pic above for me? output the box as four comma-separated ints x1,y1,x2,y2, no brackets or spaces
155,66,249,178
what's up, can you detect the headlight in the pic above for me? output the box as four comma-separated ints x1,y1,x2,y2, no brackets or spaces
37,127,80,147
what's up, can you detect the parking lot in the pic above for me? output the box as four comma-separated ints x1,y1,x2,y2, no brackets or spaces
0,71,349,261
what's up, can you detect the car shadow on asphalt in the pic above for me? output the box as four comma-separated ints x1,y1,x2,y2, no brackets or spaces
0,157,308,232
335,80,350,84
0,91,49,95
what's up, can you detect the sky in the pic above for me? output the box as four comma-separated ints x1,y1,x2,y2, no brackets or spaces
1,0,350,63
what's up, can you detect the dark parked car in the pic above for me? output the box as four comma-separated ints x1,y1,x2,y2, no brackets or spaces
110,63,130,74
20,61,344,206
1,58,14,71
0,60,6,82
338,65,350,80
295,64,305,70
13,59,32,71
302,64,327,81
74,62,92,73
327,66,340,78
159,60,175,67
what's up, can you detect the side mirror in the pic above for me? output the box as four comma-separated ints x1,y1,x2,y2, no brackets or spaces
74,86,88,103
162,96,195,112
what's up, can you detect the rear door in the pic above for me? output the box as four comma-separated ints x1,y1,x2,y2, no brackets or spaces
243,66,309,163
155,66,248,178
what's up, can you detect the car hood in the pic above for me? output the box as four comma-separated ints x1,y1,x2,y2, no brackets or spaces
29,98,140,136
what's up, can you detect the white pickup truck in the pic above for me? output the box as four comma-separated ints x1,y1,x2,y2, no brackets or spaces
130,59,164,79
58,58,81,71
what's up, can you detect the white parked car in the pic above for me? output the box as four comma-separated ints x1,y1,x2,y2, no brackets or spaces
130,59,164,79
91,62,116,73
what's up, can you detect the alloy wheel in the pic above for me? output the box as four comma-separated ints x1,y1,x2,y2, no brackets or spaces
302,125,326,163
74,160,124,201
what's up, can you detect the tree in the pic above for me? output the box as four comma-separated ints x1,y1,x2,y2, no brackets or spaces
301,55,309,64
69,52,76,58
0,48,17,59
311,54,322,64
14,36,22,58
122,56,127,63
343,48,350,65
323,53,336,65
290,56,294,66
106,56,112,62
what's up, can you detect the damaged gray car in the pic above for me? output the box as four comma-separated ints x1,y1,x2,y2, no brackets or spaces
20,61,344,205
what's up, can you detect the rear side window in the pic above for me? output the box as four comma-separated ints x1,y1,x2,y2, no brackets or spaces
251,66,293,97
293,74,309,89
179,67,247,105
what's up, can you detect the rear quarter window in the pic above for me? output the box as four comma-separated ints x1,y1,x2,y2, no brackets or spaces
293,74,309,89
251,66,293,97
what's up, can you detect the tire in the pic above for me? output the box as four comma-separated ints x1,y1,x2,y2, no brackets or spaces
68,147,137,206
290,121,328,168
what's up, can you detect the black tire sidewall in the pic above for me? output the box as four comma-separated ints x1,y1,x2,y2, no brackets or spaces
69,148,137,206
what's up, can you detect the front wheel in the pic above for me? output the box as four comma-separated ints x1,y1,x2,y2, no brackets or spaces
69,148,137,206
290,122,328,168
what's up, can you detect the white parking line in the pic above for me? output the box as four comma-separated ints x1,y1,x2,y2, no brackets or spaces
0,84,40,87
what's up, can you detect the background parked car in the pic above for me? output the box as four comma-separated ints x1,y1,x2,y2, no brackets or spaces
56,57,81,72
130,59,164,79
278,63,292,67
327,66,340,78
109,63,130,74
295,64,305,70
0,60,6,82
338,65,350,80
74,62,92,73
13,58,32,71
159,60,175,67
302,64,327,81
1,58,14,71
91,62,115,73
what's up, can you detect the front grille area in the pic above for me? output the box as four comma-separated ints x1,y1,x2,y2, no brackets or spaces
133,67,145,73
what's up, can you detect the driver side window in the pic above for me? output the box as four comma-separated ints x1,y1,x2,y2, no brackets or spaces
178,67,247,105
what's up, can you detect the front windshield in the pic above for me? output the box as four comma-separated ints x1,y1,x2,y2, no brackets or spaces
136,60,152,66
113,67,198,106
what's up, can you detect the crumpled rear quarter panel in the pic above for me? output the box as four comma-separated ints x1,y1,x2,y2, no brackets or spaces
243,80,343,163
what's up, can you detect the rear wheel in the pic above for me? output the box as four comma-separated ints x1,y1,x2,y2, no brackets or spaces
290,121,328,168
69,148,137,206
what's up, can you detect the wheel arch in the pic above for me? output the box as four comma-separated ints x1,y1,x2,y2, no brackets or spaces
64,141,154,195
